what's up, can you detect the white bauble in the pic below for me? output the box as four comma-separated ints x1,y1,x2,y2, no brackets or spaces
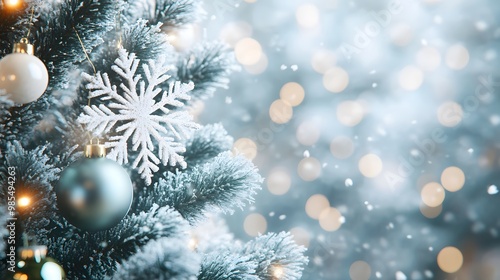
0,40,49,104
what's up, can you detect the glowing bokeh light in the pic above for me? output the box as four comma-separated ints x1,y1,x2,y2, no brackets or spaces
437,101,463,127
440,166,465,192
311,49,336,74
244,213,267,237
358,154,383,178
445,44,470,70
18,196,31,207
323,67,349,93
399,65,424,91
337,101,364,127
421,182,446,207
297,157,322,181
319,207,343,231
235,37,263,65
267,168,292,195
296,120,321,146
305,194,330,220
232,138,257,160
296,4,320,28
349,260,372,280
280,82,305,107
269,99,293,124
437,246,463,273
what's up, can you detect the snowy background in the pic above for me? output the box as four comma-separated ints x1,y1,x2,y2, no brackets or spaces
178,0,500,279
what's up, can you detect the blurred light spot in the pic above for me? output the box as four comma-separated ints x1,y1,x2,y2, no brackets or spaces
311,49,336,74
395,271,407,280
440,166,465,192
5,0,21,8
305,194,330,219
41,262,63,280
244,52,268,75
323,67,349,93
232,138,257,160
269,99,293,124
437,246,463,273
244,213,267,237
290,227,311,247
280,82,305,107
219,22,253,47
296,120,321,146
267,168,291,195
358,154,383,178
18,196,30,207
319,207,343,231
437,101,463,127
488,185,499,195
330,136,354,159
337,101,364,127
244,0,257,3
416,47,441,71
349,260,372,280
399,65,424,91
390,24,413,46
421,182,445,207
298,157,322,181
445,44,470,70
296,4,320,28
235,37,262,65
420,203,442,219
167,25,200,50
270,264,284,278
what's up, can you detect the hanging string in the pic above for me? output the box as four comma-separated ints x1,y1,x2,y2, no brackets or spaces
73,26,96,109
25,5,35,39
73,26,97,141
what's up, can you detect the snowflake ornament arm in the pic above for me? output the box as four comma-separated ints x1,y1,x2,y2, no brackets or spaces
78,49,199,185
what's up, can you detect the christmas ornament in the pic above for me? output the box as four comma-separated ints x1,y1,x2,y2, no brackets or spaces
56,141,133,232
9,245,65,280
77,49,198,185
0,38,49,104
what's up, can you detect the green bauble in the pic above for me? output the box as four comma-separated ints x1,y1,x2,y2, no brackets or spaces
9,246,65,280
55,143,133,232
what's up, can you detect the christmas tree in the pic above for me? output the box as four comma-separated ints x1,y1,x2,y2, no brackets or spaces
0,0,308,279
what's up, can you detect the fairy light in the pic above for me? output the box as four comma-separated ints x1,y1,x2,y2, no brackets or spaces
188,236,199,251
4,0,22,9
349,260,372,280
18,196,31,207
270,264,285,279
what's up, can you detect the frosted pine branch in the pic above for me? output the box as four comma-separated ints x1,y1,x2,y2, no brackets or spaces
134,152,262,223
112,237,200,280
175,42,240,104
240,232,309,280
183,124,234,167
49,205,188,279
125,0,201,27
198,252,258,280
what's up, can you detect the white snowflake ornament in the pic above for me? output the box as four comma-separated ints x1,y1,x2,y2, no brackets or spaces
78,49,200,185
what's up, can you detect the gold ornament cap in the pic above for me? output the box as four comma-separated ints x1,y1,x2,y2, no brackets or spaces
12,38,34,55
85,139,107,158
19,245,47,260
